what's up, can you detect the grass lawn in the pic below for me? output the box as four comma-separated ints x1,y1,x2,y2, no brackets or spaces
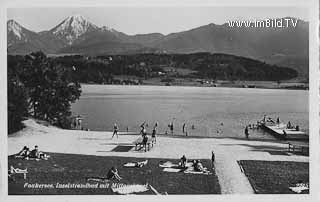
238,160,309,194
8,153,220,195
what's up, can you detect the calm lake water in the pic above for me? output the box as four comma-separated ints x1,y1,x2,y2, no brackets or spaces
71,85,308,139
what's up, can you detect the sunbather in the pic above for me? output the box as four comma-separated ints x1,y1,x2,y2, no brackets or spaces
28,145,49,159
134,160,147,167
267,117,274,123
124,160,148,168
193,160,204,172
107,167,122,181
16,146,30,158
29,145,40,158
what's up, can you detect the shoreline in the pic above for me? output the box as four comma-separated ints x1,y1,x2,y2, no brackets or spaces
80,80,309,91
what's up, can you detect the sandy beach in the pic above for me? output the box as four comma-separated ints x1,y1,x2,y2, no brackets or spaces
8,119,309,194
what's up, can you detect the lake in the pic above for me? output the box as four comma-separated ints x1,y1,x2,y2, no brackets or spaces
71,85,308,139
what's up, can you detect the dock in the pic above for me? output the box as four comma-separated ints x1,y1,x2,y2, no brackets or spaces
261,123,308,141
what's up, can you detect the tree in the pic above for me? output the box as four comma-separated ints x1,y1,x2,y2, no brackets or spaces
21,51,82,128
8,77,29,134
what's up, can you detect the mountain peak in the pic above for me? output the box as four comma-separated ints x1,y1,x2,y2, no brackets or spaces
7,19,25,40
51,14,98,45
66,14,87,22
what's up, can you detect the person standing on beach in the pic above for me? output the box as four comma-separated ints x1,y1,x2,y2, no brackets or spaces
152,122,158,143
140,121,146,136
152,127,157,143
112,123,119,139
182,123,188,136
244,126,249,139
142,134,148,152
211,151,215,167
169,122,174,135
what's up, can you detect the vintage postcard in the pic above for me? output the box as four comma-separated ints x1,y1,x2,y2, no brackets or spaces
1,0,319,201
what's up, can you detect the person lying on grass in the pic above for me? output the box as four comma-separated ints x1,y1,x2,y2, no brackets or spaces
193,160,205,172
16,145,50,160
16,146,30,158
107,167,122,181
135,160,148,168
29,145,49,159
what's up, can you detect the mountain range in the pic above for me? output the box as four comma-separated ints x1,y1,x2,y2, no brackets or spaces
7,14,309,77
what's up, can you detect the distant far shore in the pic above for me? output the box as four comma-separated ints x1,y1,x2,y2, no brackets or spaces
81,79,309,90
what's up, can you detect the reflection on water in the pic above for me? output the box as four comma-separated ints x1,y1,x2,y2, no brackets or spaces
71,85,308,139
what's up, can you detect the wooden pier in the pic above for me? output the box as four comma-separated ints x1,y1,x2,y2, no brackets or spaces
261,123,308,141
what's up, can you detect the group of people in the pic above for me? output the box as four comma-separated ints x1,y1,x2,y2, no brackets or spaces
140,121,158,141
16,145,49,160
72,115,84,130
245,115,302,139
286,121,300,131
179,151,215,171
112,121,197,138
168,122,195,136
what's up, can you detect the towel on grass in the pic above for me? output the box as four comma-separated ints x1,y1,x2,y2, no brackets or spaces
184,170,212,175
86,177,110,182
124,160,148,168
159,161,193,168
289,186,309,194
159,161,178,168
163,168,183,173
183,166,212,175
289,183,309,194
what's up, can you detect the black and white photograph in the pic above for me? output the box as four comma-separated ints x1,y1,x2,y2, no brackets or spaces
2,0,319,199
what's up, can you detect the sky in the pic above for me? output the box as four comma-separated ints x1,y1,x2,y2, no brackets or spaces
7,7,309,35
